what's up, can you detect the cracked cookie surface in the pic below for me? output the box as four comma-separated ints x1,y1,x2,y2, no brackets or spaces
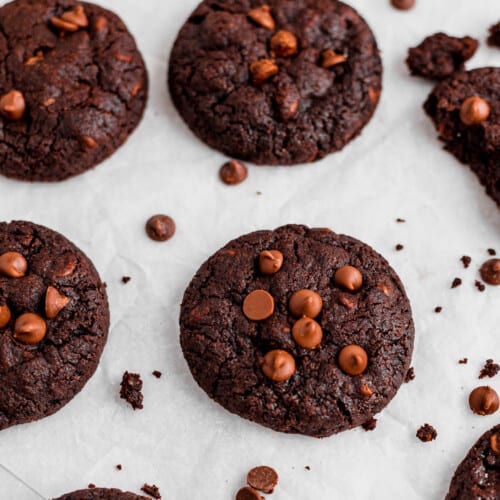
179,224,414,437
168,0,382,165
0,0,148,181
0,220,109,430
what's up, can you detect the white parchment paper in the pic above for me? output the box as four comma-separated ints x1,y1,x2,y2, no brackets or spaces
1,0,500,498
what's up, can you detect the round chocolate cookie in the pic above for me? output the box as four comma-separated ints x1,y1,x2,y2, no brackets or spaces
179,224,414,437
168,0,382,165
0,220,109,430
424,67,500,206
0,0,148,181
53,488,148,500
446,424,500,499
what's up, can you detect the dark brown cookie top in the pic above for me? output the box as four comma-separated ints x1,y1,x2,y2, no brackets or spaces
424,67,500,206
446,424,500,499
0,220,109,430
53,488,148,500
0,0,148,181
179,224,414,437
168,0,382,165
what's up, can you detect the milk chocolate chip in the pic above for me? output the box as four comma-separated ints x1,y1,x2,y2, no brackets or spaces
0,90,26,121
0,304,11,328
334,266,363,291
262,350,295,382
219,160,248,185
289,289,322,318
0,252,28,278
45,286,69,319
247,466,279,494
13,313,47,344
270,31,298,58
250,59,279,85
292,317,322,349
247,5,275,31
321,49,347,68
259,250,283,274
460,96,490,126
339,345,368,375
243,290,275,321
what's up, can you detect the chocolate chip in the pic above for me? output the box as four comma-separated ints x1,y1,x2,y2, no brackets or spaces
236,486,263,500
461,255,471,268
262,350,295,382
120,371,144,410
247,5,275,31
491,434,500,454
360,384,374,397
219,160,248,185
45,286,69,319
375,282,390,296
0,251,27,278
258,250,283,275
334,266,363,291
25,51,43,66
460,96,490,125
288,289,323,318
321,49,347,68
292,317,323,349
250,59,279,85
416,423,437,442
395,244,404,251
270,30,298,58
435,306,442,313
469,386,499,415
50,16,80,32
61,6,89,28
362,418,377,431
0,304,11,328
338,345,368,375
0,90,26,121
140,483,161,499
13,313,47,344
391,0,416,10
247,466,279,494
480,259,500,285
243,290,275,321
81,135,98,149
479,359,500,379
146,215,176,242
451,277,462,288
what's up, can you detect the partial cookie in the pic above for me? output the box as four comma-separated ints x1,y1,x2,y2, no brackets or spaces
0,221,109,430
487,22,500,48
446,424,500,499
180,224,414,437
53,488,148,500
406,33,478,80
0,0,148,181
424,67,500,206
168,0,382,165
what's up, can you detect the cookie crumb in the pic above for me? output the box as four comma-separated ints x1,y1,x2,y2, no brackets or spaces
120,371,143,410
121,276,131,284
152,370,162,379
396,218,406,223
488,248,497,256
116,464,122,471
459,358,468,364
256,191,262,196
396,244,404,251
141,483,161,499
451,278,462,288
434,306,442,313
362,418,377,431
475,280,486,292
488,22,500,47
305,466,311,471
404,367,415,383
479,359,500,379
416,423,437,442
461,256,471,268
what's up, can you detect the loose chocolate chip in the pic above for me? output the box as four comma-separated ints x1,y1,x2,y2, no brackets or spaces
416,423,437,442
140,483,161,499
395,244,404,251
146,215,176,242
45,285,69,319
259,250,283,275
13,313,47,344
451,278,462,288
243,290,275,321
262,350,295,382
292,317,323,349
236,486,263,500
460,96,490,126
120,371,144,410
469,386,499,415
270,30,298,58
0,304,11,328
435,306,442,313
247,5,275,31
0,251,28,278
480,259,500,285
479,359,500,379
334,266,363,291
338,345,368,375
81,135,98,149
459,358,468,364
375,282,390,296
491,434,500,454
61,5,89,28
362,418,377,431
321,49,347,68
25,51,43,66
219,160,248,185
0,90,26,121
250,59,279,85
461,255,471,268
488,248,497,256
391,0,415,10
360,384,374,397
247,465,279,494
50,16,79,32
288,289,323,318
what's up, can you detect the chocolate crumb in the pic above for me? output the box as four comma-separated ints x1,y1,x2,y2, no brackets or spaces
404,367,415,383
475,280,486,292
461,256,471,268
141,483,161,499
488,248,497,256
305,466,311,471
120,371,143,410
116,464,122,471
152,370,162,379
362,418,377,431
88,484,96,489
122,276,131,284
396,244,404,251
451,278,462,288
256,191,262,196
435,306,442,313
459,358,468,364
396,218,406,223
416,423,437,442
479,359,500,379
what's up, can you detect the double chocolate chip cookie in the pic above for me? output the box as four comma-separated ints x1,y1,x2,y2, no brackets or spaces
180,225,414,437
0,0,148,181
0,220,109,430
169,0,382,165
53,488,148,500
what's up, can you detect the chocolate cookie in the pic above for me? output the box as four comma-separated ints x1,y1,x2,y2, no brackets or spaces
446,424,500,499
0,220,109,430
179,224,414,437
168,0,382,165
53,488,148,500
424,67,500,206
0,0,148,181
487,22,500,48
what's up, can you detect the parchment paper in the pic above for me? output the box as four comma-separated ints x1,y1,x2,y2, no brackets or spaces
0,0,499,498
